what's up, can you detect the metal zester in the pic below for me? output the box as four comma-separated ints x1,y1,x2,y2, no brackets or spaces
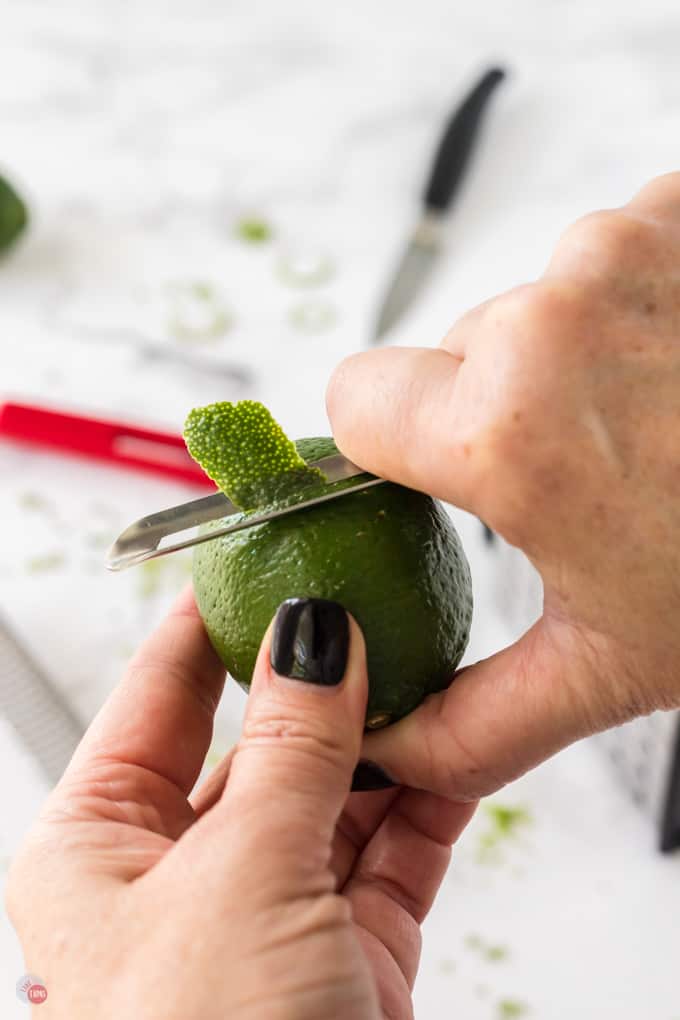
0,615,84,786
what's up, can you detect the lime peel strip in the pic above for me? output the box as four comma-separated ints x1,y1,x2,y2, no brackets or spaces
183,400,325,511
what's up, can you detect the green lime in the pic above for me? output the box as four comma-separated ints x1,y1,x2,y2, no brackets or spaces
192,434,472,727
0,174,28,254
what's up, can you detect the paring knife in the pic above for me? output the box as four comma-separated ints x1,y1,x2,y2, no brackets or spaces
107,454,385,571
373,66,506,343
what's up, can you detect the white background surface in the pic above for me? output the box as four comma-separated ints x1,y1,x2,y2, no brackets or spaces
1,1,680,1017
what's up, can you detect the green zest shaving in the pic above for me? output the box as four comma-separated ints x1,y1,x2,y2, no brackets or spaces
485,804,532,838
235,216,272,243
498,999,529,1018
464,934,509,963
478,803,532,853
183,400,325,510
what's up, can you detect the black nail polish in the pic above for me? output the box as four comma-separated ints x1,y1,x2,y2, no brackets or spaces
351,759,397,792
271,598,349,686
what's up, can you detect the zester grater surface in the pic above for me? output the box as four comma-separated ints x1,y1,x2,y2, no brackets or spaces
490,534,680,849
0,616,84,785
596,710,680,817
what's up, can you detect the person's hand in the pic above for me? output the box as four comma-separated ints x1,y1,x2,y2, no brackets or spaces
327,171,680,801
6,589,473,1020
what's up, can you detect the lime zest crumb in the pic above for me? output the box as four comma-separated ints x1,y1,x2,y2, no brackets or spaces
485,803,533,834
464,933,509,963
18,491,52,513
288,298,337,333
183,400,325,510
166,280,232,343
477,802,533,861
25,552,66,574
276,248,334,287
498,998,529,1018
235,216,273,243
189,281,215,300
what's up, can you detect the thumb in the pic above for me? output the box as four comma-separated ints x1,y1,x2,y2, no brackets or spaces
223,598,368,847
326,346,482,514
361,616,615,801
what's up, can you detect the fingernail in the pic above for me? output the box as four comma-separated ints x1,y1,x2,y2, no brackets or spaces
351,759,397,792
271,598,349,686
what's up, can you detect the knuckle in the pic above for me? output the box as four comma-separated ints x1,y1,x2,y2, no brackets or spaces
631,171,680,210
476,280,584,361
507,279,582,340
455,281,583,536
557,208,658,276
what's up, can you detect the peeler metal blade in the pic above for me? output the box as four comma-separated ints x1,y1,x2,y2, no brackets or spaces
106,454,385,571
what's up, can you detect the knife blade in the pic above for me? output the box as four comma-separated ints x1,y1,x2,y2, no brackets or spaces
372,66,506,344
106,453,385,571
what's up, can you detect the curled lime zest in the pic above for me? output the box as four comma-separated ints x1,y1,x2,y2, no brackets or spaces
183,400,325,511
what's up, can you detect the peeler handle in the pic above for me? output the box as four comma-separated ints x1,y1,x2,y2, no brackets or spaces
0,401,215,488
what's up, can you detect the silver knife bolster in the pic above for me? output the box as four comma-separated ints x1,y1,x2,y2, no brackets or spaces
412,210,444,248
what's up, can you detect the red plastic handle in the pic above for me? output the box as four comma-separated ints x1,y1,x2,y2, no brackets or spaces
0,401,215,488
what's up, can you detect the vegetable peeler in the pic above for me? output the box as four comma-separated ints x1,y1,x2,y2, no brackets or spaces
106,455,385,571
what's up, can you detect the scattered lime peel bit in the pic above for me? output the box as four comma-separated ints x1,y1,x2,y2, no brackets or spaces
464,933,509,963
183,400,325,511
166,280,232,343
477,802,532,862
18,491,52,513
26,552,66,574
235,216,273,243
498,998,529,1018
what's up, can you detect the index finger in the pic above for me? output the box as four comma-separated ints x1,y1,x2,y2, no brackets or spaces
66,585,225,795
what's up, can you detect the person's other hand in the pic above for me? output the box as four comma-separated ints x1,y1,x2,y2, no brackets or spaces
6,589,473,1020
327,172,680,801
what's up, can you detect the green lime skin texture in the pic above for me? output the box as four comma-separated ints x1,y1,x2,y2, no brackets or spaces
0,175,28,253
193,438,473,728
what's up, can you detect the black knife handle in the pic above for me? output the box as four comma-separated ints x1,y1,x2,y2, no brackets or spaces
424,66,506,213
